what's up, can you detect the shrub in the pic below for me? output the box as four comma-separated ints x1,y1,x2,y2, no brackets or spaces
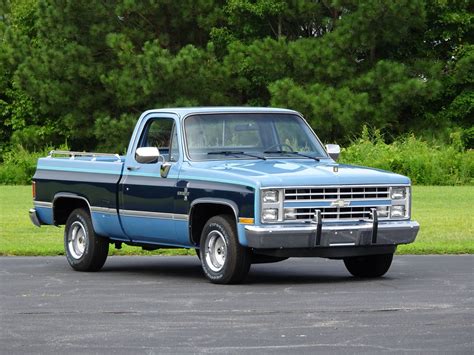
0,132,472,185
0,144,68,185
340,127,473,185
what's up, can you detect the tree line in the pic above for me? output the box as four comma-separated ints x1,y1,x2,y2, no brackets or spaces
0,0,472,155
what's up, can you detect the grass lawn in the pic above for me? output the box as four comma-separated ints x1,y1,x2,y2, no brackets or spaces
0,185,472,256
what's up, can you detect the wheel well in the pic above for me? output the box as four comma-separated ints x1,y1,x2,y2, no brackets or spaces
53,197,90,225
190,203,236,246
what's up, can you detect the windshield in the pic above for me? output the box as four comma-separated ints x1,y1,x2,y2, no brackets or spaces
184,113,327,160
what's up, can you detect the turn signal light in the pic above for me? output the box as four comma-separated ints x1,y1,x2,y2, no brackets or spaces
32,181,36,200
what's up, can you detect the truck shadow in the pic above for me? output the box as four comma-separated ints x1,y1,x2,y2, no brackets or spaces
100,257,387,285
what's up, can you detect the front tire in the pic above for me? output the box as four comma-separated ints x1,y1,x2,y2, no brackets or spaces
343,253,394,278
64,208,109,271
200,215,251,284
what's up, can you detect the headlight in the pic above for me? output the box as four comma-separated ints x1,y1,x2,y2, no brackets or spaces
391,205,406,218
261,188,283,223
391,187,406,199
262,190,279,203
262,208,278,221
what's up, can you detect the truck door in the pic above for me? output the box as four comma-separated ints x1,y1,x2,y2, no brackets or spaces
119,114,183,246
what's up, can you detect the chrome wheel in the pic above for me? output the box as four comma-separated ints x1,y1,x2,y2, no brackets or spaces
204,230,227,272
67,221,87,259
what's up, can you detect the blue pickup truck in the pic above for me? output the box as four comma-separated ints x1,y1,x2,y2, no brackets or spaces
30,107,419,284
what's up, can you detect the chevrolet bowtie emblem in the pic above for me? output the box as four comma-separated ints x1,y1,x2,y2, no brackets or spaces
177,187,190,201
331,199,350,208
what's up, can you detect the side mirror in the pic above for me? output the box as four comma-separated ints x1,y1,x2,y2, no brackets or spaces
325,144,341,161
135,147,163,164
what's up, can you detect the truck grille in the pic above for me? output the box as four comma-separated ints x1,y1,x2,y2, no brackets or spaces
290,207,375,221
284,186,391,222
284,186,390,201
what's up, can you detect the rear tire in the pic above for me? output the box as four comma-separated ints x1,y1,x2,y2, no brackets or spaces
343,253,393,278
64,208,109,271
200,215,251,284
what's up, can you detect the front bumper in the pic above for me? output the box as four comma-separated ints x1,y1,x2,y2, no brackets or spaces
29,208,42,227
245,220,419,249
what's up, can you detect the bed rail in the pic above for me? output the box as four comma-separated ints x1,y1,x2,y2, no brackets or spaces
48,150,122,162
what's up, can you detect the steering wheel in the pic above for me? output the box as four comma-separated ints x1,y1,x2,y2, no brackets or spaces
264,143,294,152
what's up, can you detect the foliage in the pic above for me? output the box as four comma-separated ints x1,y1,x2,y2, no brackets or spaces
340,127,473,185
0,0,472,174
0,134,471,185
0,143,68,184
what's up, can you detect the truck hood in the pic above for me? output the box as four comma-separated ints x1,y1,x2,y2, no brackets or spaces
181,159,410,188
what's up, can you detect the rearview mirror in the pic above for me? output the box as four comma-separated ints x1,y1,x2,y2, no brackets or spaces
135,147,162,164
325,144,340,161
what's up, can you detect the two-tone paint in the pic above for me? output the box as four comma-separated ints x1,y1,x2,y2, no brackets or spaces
31,107,419,253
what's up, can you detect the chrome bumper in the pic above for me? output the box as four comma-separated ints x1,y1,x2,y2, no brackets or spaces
29,208,42,227
244,220,419,249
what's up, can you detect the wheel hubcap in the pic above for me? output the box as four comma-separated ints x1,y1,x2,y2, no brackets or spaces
68,221,87,259
204,231,227,272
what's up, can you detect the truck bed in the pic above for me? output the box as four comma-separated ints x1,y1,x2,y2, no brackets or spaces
33,151,127,240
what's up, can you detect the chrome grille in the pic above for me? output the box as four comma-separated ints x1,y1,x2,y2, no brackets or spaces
284,186,390,201
283,185,391,222
290,207,375,221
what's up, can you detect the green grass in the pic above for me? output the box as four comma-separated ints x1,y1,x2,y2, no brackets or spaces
0,186,472,256
397,186,474,254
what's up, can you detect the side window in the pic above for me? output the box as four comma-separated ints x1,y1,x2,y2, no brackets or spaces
137,117,178,162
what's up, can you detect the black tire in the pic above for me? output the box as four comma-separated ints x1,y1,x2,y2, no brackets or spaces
64,208,109,272
199,215,251,284
343,253,394,278
251,254,289,264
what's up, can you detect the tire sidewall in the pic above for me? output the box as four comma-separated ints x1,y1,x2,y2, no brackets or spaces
200,219,234,283
64,209,94,270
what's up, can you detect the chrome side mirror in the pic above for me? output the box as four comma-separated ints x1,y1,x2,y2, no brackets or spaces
325,144,341,161
135,147,163,164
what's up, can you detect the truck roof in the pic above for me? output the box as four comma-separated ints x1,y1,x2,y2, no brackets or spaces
142,107,299,119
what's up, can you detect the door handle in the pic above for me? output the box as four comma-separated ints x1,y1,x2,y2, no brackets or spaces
126,165,140,171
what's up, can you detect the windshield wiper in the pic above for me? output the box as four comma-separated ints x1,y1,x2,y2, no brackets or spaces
207,151,266,160
263,150,320,161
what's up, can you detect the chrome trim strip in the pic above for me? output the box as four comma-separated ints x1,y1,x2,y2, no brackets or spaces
119,209,189,221
329,243,355,247
90,206,117,214
34,201,53,208
173,214,189,221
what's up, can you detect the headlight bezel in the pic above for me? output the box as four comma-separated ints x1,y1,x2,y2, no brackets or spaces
389,186,410,220
260,188,283,223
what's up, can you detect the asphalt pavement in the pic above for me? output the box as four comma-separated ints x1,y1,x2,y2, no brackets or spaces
0,255,473,354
